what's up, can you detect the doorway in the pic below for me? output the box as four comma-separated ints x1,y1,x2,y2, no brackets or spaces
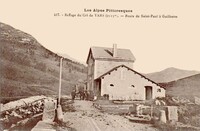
95,79,101,97
145,86,152,100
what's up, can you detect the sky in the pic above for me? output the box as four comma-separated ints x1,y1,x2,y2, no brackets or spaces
0,0,200,73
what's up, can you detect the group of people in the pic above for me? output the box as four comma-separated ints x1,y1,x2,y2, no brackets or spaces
71,89,90,100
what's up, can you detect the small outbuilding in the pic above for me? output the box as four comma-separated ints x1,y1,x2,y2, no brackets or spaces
94,65,165,100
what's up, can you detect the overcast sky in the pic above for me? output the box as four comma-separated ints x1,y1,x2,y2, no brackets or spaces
0,0,200,73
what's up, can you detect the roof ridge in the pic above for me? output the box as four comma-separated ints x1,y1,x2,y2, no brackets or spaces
95,64,164,89
91,46,130,50
86,46,136,64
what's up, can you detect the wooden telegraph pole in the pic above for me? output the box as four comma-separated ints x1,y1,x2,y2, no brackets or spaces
58,57,63,104
57,57,64,122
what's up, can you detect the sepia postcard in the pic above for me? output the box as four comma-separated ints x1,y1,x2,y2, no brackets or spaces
0,0,200,130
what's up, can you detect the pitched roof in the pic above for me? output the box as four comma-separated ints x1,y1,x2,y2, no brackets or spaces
86,46,136,64
95,64,165,89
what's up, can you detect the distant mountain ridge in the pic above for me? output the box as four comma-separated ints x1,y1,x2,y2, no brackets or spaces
144,67,200,83
0,22,87,102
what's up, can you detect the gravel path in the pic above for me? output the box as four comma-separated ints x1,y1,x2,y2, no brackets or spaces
63,100,159,131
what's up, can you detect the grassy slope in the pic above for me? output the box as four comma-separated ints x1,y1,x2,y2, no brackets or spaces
162,73,200,99
0,22,87,101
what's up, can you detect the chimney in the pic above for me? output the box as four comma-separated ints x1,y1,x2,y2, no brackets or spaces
112,44,117,57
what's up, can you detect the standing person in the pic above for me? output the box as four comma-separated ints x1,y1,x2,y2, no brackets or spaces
71,89,76,100
82,91,85,100
78,90,81,100
79,90,85,100
84,90,88,100
87,91,90,100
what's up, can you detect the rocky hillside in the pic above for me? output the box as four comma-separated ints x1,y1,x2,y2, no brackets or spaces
0,22,87,101
145,67,199,83
162,73,200,99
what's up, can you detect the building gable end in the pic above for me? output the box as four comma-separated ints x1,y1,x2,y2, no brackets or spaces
96,65,165,89
86,48,95,64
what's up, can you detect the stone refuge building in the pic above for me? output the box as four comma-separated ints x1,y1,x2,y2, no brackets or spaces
86,44,165,100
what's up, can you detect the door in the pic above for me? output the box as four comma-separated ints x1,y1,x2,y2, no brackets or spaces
95,79,101,97
145,86,152,100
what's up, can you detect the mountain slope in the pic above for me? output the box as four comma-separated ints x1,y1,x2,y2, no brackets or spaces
163,73,200,99
145,67,199,83
58,53,87,66
0,22,87,101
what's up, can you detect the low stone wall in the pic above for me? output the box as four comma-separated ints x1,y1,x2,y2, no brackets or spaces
1,95,47,112
0,96,49,130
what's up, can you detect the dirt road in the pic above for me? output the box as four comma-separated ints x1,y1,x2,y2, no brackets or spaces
63,100,158,131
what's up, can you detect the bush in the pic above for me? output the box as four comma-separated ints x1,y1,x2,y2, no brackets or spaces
35,62,47,72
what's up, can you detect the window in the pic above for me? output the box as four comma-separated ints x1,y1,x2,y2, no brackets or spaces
128,85,135,89
110,84,114,87
131,85,135,88
157,89,161,92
